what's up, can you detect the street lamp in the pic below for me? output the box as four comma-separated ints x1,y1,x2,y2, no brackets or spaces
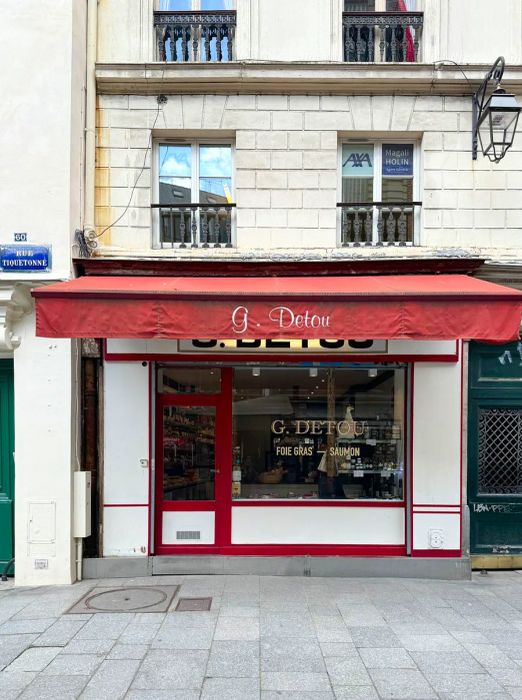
473,56,521,163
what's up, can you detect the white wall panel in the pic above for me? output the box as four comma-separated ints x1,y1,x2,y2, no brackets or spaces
103,506,148,556
0,0,86,281
429,0,522,65
106,339,179,355
104,362,149,505
412,513,460,551
232,507,404,545
412,361,461,505
162,511,215,545
107,338,456,359
250,0,338,62
388,340,457,357
14,313,76,585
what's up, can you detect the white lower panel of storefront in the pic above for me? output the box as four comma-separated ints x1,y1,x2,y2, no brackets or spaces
162,511,215,545
104,506,148,557
412,512,460,551
231,506,404,545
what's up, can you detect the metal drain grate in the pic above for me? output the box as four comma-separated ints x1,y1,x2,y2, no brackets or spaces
68,585,180,614
175,597,212,612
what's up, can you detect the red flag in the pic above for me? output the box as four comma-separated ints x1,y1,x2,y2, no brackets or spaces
397,0,415,62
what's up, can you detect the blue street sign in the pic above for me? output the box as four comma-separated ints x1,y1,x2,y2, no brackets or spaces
0,245,52,272
382,144,414,177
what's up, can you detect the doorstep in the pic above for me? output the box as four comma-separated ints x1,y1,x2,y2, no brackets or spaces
472,554,522,570
83,555,471,580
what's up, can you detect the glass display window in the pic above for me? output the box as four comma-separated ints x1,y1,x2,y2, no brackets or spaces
232,366,406,501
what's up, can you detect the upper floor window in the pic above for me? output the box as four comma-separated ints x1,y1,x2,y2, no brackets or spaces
153,142,235,248
159,1,234,9
155,0,236,62
343,0,422,63
338,141,421,247
344,1,417,10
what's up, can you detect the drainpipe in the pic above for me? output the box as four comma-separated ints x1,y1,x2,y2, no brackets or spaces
75,0,98,583
84,0,98,241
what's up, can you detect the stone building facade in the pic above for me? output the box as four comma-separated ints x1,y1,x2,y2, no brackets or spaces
5,0,522,584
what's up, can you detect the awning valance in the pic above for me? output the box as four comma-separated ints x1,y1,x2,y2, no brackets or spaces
32,274,522,342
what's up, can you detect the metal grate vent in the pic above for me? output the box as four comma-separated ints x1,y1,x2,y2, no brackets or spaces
176,597,212,611
478,407,522,494
176,530,201,540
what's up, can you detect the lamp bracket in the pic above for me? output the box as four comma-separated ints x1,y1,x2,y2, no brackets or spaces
472,56,505,160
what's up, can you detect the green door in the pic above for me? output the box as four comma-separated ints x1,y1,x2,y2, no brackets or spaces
468,341,522,555
0,360,14,567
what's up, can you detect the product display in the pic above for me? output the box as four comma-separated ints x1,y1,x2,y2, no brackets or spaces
232,366,405,501
162,405,216,500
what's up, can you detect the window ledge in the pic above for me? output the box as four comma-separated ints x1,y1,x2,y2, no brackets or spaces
96,62,522,96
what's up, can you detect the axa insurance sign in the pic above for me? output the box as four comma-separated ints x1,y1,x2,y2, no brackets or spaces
342,144,374,177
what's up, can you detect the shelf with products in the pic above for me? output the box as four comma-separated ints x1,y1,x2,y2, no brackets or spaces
164,422,215,440
164,434,214,447
168,440,214,448
164,479,214,500
338,467,403,474
337,438,400,445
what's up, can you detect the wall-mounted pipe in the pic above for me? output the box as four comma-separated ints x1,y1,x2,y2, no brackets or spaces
84,0,98,239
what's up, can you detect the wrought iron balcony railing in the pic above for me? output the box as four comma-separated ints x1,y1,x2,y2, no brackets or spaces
154,10,236,62
337,202,422,246
343,11,423,63
152,203,235,248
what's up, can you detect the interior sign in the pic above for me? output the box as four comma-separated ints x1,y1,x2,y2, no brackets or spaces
0,245,51,272
179,339,388,353
342,144,374,177
382,144,413,177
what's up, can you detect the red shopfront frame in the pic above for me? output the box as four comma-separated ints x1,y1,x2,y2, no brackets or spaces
152,362,410,557
154,369,233,554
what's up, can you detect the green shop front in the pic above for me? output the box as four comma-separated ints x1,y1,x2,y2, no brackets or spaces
0,359,14,572
469,341,522,567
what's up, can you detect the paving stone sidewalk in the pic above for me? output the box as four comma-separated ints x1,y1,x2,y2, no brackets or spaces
1,571,522,698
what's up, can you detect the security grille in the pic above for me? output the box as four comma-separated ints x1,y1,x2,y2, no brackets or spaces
478,408,522,494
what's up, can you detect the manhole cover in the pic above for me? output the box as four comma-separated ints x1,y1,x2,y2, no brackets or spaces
176,597,212,612
68,585,179,614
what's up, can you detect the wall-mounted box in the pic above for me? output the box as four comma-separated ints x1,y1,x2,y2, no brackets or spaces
73,471,92,538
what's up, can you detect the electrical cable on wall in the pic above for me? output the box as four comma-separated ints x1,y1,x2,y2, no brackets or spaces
432,59,474,88
77,94,168,256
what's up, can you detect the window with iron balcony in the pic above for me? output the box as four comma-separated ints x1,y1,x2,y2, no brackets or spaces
343,0,423,63
338,141,422,247
154,0,236,63
152,141,235,248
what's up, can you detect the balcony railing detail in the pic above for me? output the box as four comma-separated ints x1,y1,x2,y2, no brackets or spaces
338,202,422,246
154,11,236,62
342,11,423,63
152,203,235,248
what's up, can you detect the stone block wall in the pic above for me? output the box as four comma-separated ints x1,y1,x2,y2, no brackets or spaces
95,93,522,254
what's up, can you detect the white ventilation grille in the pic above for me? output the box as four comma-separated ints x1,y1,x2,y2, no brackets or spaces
176,530,201,541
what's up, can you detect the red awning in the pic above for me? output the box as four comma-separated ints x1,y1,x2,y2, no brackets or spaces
32,274,522,342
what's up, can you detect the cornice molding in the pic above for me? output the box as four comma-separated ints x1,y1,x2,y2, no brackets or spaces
476,262,522,291
96,62,522,96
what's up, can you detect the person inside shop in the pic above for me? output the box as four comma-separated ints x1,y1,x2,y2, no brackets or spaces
317,442,346,499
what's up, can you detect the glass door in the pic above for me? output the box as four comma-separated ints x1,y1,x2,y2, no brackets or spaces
155,381,231,551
